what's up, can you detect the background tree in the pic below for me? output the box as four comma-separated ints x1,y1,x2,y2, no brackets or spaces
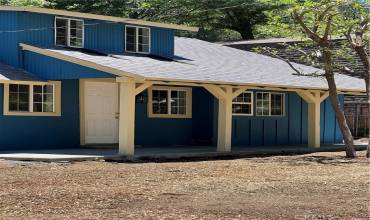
287,0,358,157
0,0,46,6
341,1,369,158
45,0,291,41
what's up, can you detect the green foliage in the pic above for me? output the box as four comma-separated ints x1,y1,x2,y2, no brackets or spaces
0,0,46,6
44,0,291,41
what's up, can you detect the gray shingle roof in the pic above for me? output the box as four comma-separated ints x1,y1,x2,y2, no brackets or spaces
45,37,365,91
0,62,45,82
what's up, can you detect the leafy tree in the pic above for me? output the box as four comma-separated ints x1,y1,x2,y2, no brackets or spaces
0,0,46,6
46,0,290,41
341,1,369,158
259,0,360,158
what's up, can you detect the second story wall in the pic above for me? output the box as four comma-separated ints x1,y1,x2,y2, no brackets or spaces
0,11,19,67
0,10,176,68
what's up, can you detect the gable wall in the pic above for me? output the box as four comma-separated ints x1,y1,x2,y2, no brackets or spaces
0,11,176,70
23,51,114,79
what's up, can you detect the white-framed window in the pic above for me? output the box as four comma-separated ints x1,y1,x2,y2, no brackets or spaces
55,17,84,48
4,81,62,117
125,25,150,54
148,86,192,118
256,92,285,116
232,91,253,116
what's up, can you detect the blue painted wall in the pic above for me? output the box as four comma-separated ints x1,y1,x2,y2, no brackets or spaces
0,11,18,67
135,88,214,146
23,51,114,79
135,89,344,148
0,10,176,68
0,80,80,150
227,91,343,147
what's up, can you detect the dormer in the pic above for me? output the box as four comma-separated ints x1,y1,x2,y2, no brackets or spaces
0,6,198,67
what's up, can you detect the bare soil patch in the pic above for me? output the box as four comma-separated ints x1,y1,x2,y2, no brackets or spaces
0,151,369,219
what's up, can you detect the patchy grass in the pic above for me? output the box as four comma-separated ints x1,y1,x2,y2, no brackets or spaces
0,151,369,219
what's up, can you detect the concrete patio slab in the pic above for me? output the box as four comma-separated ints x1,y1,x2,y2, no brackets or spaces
0,144,366,162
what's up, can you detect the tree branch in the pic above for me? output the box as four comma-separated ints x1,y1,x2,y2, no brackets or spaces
259,47,303,75
292,9,323,44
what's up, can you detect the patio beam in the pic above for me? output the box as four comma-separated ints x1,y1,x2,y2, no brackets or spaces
119,78,136,156
135,81,153,95
296,90,329,148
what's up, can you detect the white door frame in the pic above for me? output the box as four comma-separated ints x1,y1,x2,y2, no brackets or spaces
79,78,119,146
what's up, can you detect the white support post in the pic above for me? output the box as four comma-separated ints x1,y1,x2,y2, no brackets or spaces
217,87,233,152
119,79,136,155
307,101,321,148
296,90,329,148
203,85,248,152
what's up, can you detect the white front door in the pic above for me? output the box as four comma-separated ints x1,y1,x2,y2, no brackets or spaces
85,81,119,144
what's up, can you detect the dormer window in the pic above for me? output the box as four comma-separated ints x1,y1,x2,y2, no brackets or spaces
125,26,150,54
55,17,84,48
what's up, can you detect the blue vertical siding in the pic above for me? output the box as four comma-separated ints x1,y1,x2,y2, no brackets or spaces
231,91,343,147
151,27,175,58
23,51,114,79
85,20,124,54
0,10,176,69
17,12,55,47
135,88,213,146
0,11,19,67
0,80,80,150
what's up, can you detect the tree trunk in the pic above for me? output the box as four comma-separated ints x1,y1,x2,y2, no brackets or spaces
366,76,370,158
238,24,254,40
323,50,357,158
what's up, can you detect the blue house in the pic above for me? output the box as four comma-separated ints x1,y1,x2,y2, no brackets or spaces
0,6,365,155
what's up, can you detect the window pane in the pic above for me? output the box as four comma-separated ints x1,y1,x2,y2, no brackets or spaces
33,85,42,93
126,27,136,36
32,85,54,113
9,102,17,111
9,93,18,103
138,35,149,45
19,85,29,93
9,84,18,92
126,43,136,52
233,92,252,115
43,103,53,112
55,18,68,46
8,84,30,112
271,94,284,116
152,90,168,114
138,44,149,53
44,85,54,93
69,20,83,47
44,94,53,103
19,103,29,111
138,28,149,36
170,91,186,115
33,103,43,112
19,93,29,103
256,92,270,116
126,27,137,52
33,93,42,102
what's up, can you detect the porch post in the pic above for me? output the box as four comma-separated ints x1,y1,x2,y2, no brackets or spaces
296,90,328,148
307,101,321,148
118,78,136,155
217,87,233,152
203,85,247,152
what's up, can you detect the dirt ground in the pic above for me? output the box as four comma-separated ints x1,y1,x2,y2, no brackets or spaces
0,151,369,220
